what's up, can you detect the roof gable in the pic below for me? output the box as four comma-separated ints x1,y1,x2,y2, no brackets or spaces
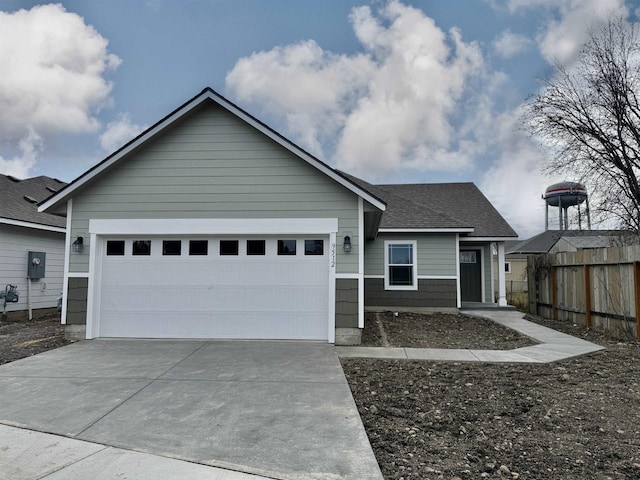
0,175,66,230
39,88,386,213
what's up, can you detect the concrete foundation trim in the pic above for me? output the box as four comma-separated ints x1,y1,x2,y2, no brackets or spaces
365,278,457,308
65,324,87,341
335,327,362,346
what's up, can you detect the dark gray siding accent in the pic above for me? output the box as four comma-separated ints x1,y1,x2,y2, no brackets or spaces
336,278,358,328
67,277,88,325
365,278,457,308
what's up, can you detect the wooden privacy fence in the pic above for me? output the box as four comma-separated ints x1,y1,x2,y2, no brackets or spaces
528,244,640,340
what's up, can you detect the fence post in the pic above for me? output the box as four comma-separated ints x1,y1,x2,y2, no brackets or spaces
634,261,640,341
584,264,591,329
551,266,558,321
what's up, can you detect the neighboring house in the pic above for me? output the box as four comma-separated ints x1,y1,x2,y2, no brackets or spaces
0,174,66,320
39,88,517,344
499,229,630,295
493,239,528,296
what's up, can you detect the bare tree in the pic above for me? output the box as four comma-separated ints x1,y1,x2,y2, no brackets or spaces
526,18,640,230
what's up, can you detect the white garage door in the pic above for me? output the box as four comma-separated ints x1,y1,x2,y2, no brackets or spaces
97,236,329,340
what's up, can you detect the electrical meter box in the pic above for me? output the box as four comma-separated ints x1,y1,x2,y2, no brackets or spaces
28,251,46,279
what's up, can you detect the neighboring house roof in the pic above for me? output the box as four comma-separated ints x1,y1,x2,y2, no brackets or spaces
0,174,66,231
508,230,628,254
342,172,516,237
557,236,620,250
39,87,386,215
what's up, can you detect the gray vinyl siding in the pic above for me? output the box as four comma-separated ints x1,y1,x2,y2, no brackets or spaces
69,103,360,274
0,224,65,312
364,233,457,277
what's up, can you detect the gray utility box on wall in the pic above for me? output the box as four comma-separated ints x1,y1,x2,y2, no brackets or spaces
28,251,46,279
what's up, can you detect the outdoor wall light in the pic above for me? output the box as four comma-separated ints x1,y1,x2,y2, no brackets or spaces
343,235,352,253
72,236,84,253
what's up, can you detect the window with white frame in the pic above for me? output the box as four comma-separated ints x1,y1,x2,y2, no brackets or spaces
384,240,418,290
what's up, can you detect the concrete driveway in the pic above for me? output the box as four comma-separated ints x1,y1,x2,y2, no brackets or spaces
0,340,382,480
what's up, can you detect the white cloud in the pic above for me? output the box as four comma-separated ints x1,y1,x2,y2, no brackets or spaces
226,0,484,177
0,127,43,179
493,30,532,59
0,3,120,176
507,0,628,64
479,109,564,238
100,113,147,152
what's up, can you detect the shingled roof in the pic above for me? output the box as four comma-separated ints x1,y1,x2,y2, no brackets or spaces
341,173,516,237
0,174,66,229
508,229,628,254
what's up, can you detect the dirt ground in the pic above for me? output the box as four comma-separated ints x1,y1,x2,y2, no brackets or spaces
2,311,640,479
343,312,640,480
362,311,536,350
0,313,70,365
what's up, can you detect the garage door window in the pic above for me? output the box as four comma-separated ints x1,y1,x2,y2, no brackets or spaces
247,240,266,255
220,240,239,256
189,240,208,256
133,240,151,256
305,240,324,255
163,240,181,256
106,240,125,256
278,240,296,255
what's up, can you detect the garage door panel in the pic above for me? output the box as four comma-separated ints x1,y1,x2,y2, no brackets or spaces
98,235,330,340
99,311,327,340
101,284,327,313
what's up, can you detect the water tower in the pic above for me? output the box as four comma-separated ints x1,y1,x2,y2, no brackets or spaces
543,181,590,230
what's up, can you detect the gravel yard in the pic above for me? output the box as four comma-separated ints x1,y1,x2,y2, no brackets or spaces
342,311,640,480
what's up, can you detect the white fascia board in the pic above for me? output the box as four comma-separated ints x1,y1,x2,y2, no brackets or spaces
460,236,516,242
89,218,340,235
378,227,474,233
0,217,65,233
39,89,386,214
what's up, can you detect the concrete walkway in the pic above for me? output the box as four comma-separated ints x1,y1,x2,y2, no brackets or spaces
338,310,605,363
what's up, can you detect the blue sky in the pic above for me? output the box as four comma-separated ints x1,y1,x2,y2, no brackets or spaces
0,0,638,238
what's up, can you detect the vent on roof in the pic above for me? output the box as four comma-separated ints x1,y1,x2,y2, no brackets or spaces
23,195,38,204
7,175,21,182
46,186,58,193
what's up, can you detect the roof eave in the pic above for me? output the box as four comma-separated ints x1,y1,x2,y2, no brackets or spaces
378,227,475,233
0,217,66,233
461,235,519,242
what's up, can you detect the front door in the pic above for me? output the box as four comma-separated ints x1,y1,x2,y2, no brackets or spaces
460,250,482,302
